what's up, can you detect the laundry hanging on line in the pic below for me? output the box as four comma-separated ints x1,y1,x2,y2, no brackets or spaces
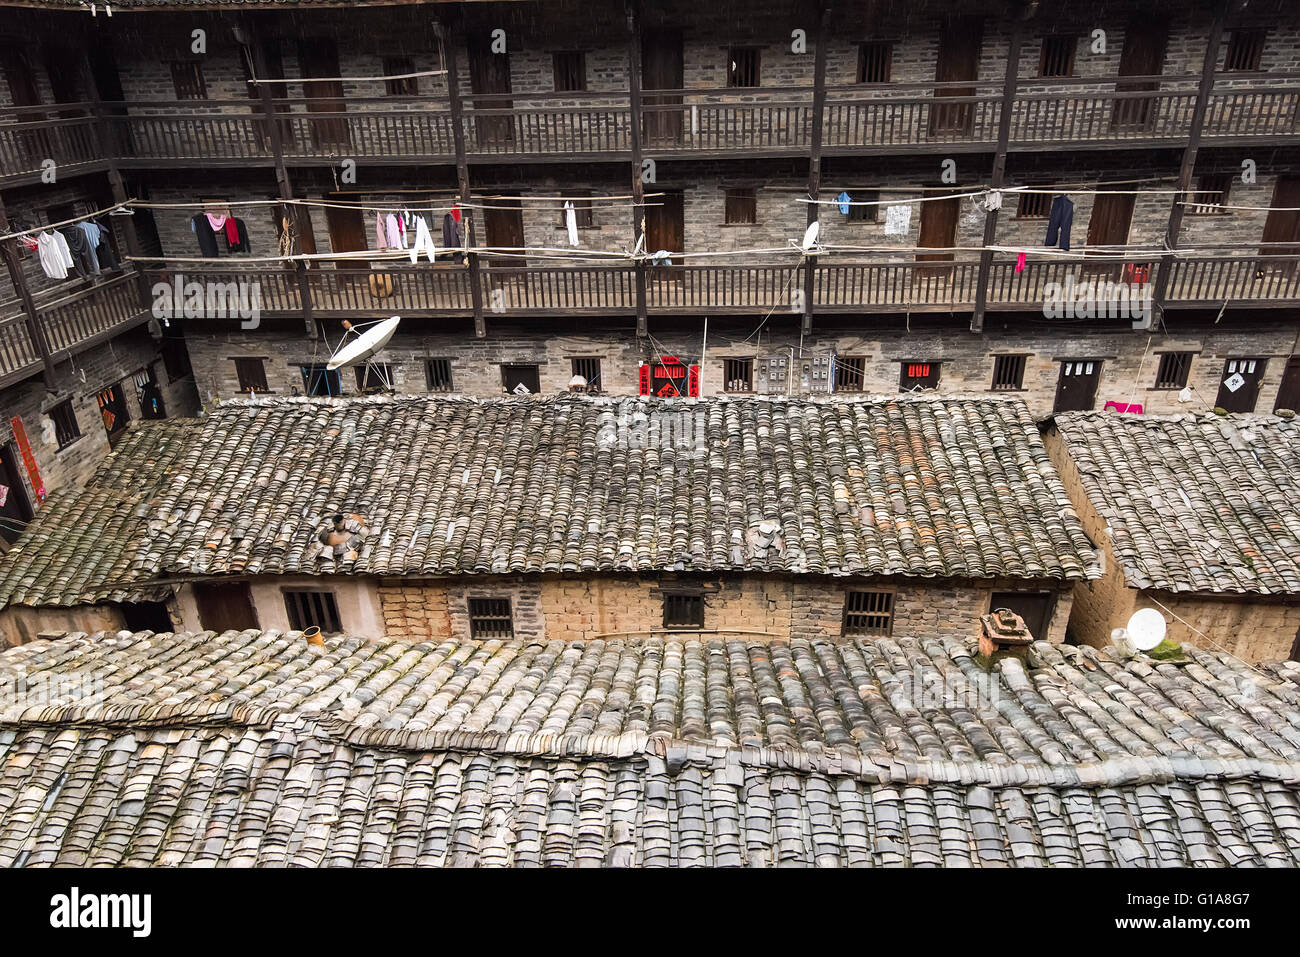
37,230,74,279
836,192,852,215
1045,195,1074,251
564,201,579,247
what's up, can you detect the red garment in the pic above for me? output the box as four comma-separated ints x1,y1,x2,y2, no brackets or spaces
1015,251,1026,274
224,218,240,245
450,204,462,223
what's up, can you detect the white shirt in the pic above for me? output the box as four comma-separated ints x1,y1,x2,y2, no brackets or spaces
407,216,437,264
37,231,73,279
564,201,579,247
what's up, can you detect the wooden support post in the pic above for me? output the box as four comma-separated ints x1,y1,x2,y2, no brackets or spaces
971,22,1022,333
627,0,649,338
437,19,486,338
1150,0,1228,330
0,197,57,387
802,0,829,337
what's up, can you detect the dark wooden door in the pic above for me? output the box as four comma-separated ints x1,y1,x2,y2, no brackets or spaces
468,38,514,148
0,443,33,548
133,365,167,420
930,19,982,136
483,197,524,269
642,32,684,146
1275,355,1300,412
88,45,130,155
246,39,291,148
1258,176,1300,276
643,189,684,269
43,46,83,118
96,383,130,448
1054,360,1101,412
989,591,1055,640
1084,185,1135,278
298,39,349,149
916,194,958,281
194,582,259,632
325,205,369,285
1112,20,1167,130
1216,357,1266,412
0,45,48,163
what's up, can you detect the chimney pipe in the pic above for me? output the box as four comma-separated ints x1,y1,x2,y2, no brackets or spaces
304,626,324,647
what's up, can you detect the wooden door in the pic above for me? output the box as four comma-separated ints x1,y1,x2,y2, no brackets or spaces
1258,176,1300,276
1084,185,1135,278
643,189,684,268
483,197,524,269
642,32,684,146
298,39,349,149
96,383,130,448
468,38,514,148
0,45,48,163
43,45,83,118
1275,355,1300,412
1216,357,1266,413
0,443,33,548
325,205,369,283
194,582,259,632
916,194,958,279
246,39,291,148
1054,360,1101,412
133,365,167,420
1112,20,1167,130
930,19,982,136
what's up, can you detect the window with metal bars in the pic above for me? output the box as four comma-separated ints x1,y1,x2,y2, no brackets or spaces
383,56,419,96
663,592,704,629
233,357,269,394
1153,352,1193,389
899,362,940,391
1016,191,1051,219
724,188,757,225
991,355,1027,391
467,597,514,637
834,356,867,392
355,363,391,392
856,42,892,84
847,191,879,222
48,399,80,450
842,590,894,637
570,356,602,392
169,61,207,100
1038,36,1077,77
553,51,587,92
1187,174,1231,215
426,358,454,392
727,47,761,88
284,590,343,634
1223,29,1265,72
724,358,754,392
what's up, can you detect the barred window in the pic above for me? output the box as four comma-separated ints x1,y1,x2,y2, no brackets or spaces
284,590,343,634
570,356,602,392
1039,36,1077,77
562,192,594,228
553,51,587,92
1154,352,1193,390
843,590,894,637
663,592,704,628
727,47,761,88
991,355,1027,391
856,42,892,84
355,363,391,392
724,188,757,225
234,357,269,394
1187,174,1231,215
1223,29,1265,72
847,191,879,222
724,358,754,392
48,399,81,450
426,358,454,392
1016,192,1051,219
383,56,419,96
169,61,207,100
467,597,514,638
835,355,867,392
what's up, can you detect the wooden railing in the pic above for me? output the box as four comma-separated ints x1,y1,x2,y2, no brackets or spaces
816,258,983,309
645,264,803,311
1164,253,1300,303
479,264,635,312
1203,76,1300,140
0,314,40,381
0,113,104,181
823,82,1002,149
1010,75,1200,146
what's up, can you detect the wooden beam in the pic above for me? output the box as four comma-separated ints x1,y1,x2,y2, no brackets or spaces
627,0,648,338
0,197,56,388
1150,0,1229,330
971,20,1023,333
802,0,830,336
436,17,487,339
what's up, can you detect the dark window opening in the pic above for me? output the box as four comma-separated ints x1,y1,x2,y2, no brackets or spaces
991,355,1027,391
118,601,173,634
724,357,754,392
95,384,130,446
1188,174,1231,215
561,192,594,228
426,358,454,392
502,363,541,395
300,365,341,396
355,363,391,393
168,61,207,100
900,362,940,391
663,592,704,629
835,356,867,392
1223,29,1265,72
990,591,1055,640
847,191,879,222
48,399,80,450
467,596,514,637
553,51,587,92
160,331,192,382
570,356,602,392
234,357,269,394
1016,192,1051,219
724,188,757,225
843,590,894,637
727,47,760,88
284,589,343,634
383,56,418,96
1154,352,1192,389
856,42,892,84
1039,36,1077,77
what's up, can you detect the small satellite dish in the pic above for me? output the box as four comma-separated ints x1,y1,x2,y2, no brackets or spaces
801,220,821,253
1126,608,1167,651
327,316,401,371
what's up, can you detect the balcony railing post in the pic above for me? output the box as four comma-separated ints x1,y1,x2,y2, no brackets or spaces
0,198,56,387
802,0,829,336
972,21,1023,333
437,18,487,338
1151,0,1228,330
627,0,649,338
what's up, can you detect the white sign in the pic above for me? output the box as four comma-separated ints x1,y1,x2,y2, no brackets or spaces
1223,372,1246,393
512,382,532,395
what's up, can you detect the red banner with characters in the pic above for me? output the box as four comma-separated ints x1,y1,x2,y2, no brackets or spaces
10,416,45,502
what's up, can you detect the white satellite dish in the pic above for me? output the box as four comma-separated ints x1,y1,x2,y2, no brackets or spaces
801,220,821,253
1126,607,1167,651
327,316,401,371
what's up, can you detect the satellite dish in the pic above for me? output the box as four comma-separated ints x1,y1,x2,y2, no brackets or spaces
327,316,401,371
1126,608,1167,651
801,220,821,253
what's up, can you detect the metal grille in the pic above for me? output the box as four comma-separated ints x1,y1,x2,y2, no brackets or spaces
856,42,892,83
835,356,867,392
467,597,514,638
169,61,207,100
843,590,893,637
724,188,757,225
1224,29,1265,72
727,47,760,88
724,358,754,392
1016,192,1051,219
663,593,704,628
1154,352,1192,389
234,357,268,394
1038,36,1076,77
284,590,343,634
49,400,80,450
571,356,602,391
991,355,1026,391
553,52,587,92
426,358,454,392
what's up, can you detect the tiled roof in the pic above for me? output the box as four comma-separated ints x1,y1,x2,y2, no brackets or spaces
1,628,1299,866
1055,411,1300,595
0,395,1096,607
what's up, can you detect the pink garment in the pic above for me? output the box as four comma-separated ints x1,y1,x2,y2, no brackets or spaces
205,212,228,231
1015,250,1026,274
1103,401,1144,415
375,212,388,250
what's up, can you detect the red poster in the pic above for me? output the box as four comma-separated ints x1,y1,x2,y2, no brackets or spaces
9,416,45,503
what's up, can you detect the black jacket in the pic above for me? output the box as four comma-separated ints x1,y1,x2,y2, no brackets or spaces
192,214,219,258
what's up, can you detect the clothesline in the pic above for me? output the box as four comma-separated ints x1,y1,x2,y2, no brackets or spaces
124,197,663,215
0,201,132,242
247,69,447,85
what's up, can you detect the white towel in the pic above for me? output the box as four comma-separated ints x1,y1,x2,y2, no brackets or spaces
408,216,437,264
564,201,579,247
